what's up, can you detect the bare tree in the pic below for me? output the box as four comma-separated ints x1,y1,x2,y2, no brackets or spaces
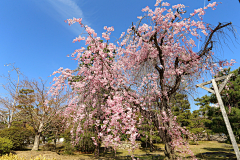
17,78,68,151
0,63,23,128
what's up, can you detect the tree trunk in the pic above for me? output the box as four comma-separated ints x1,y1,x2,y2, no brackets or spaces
157,120,176,159
207,133,211,141
158,121,176,160
150,127,153,152
54,138,56,150
32,133,41,151
7,123,11,128
7,110,14,128
32,122,44,151
139,101,177,159
159,99,176,159
164,141,175,160
43,136,46,144
94,142,100,158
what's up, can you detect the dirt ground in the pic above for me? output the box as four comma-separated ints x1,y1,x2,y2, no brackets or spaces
12,150,162,160
13,151,95,160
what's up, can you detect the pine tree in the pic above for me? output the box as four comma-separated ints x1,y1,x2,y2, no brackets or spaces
194,67,240,142
171,93,192,128
191,95,213,140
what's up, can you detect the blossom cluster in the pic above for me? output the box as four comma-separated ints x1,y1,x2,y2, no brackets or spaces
49,0,235,159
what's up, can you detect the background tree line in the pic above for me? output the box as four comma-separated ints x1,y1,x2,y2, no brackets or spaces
0,64,68,153
1,64,240,156
0,56,239,157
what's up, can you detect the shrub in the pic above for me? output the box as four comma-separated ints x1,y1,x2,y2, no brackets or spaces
62,131,75,155
189,140,199,145
0,153,56,160
42,143,55,151
0,137,13,155
63,142,75,155
62,129,97,154
0,127,34,150
74,133,96,153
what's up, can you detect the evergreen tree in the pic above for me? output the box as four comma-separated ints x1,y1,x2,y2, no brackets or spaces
194,67,240,142
191,95,213,140
137,113,161,152
171,93,191,128
203,106,240,143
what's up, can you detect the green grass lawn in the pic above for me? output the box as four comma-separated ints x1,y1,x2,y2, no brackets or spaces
31,141,239,159
188,141,238,159
100,141,239,159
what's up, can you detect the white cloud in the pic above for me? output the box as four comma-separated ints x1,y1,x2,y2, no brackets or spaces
43,0,89,35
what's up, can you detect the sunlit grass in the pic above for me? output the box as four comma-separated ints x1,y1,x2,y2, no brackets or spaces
114,141,239,159
7,141,240,159
188,141,238,159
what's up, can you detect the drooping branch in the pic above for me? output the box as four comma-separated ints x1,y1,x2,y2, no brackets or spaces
198,22,232,59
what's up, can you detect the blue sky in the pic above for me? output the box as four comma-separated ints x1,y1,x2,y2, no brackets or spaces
0,0,239,111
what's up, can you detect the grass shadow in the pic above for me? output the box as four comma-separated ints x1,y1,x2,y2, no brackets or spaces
114,154,165,160
99,150,124,158
89,146,165,160
203,147,233,152
193,147,237,160
20,148,32,151
194,152,236,160
61,147,124,159
138,144,164,154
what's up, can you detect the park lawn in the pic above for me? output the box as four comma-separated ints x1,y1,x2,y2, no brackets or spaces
7,141,239,159
110,141,238,159
167,141,238,159
189,141,232,154
188,141,238,159
116,143,165,156
72,141,239,159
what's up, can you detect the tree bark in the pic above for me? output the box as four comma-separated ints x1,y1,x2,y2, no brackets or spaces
7,110,13,128
54,138,56,150
150,124,153,152
139,105,176,159
7,122,11,128
32,133,41,151
94,142,100,158
160,121,176,160
32,122,44,151
43,136,45,144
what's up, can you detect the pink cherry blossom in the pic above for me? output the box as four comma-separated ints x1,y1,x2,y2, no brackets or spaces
49,1,235,159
